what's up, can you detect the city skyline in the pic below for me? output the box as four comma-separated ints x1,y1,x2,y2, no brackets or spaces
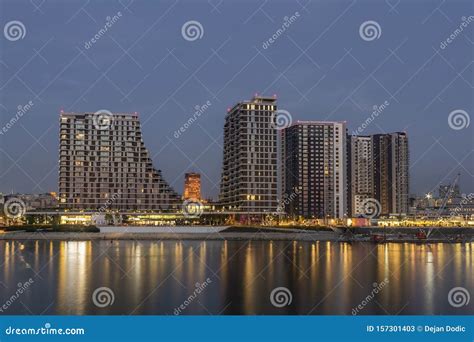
52,102,409,219
0,0,472,200
0,99,471,202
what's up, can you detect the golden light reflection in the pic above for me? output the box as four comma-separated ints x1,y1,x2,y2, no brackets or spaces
243,242,256,314
57,241,92,314
0,240,470,315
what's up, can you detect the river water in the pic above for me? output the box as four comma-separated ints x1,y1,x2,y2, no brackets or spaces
0,240,472,315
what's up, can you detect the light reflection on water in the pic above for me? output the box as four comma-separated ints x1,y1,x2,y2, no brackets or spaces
0,240,472,315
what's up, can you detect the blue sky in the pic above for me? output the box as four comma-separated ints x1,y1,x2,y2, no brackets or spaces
0,0,472,199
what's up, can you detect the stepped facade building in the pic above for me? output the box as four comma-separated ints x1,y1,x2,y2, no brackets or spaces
58,112,180,211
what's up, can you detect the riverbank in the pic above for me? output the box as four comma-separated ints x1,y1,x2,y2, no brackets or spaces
1,226,473,242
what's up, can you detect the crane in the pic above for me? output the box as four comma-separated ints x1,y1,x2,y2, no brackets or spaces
425,173,461,238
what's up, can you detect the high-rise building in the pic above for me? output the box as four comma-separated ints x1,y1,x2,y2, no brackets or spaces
183,172,201,200
58,112,180,211
281,121,347,219
348,135,374,216
219,96,278,212
348,132,409,216
372,132,409,215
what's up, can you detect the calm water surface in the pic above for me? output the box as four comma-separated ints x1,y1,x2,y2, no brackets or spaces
0,240,472,315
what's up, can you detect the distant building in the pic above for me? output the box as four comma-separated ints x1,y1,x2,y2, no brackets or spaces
21,193,58,210
348,132,409,216
439,183,461,200
1,193,58,211
219,96,278,212
183,173,201,200
281,121,347,218
447,194,474,219
59,112,180,211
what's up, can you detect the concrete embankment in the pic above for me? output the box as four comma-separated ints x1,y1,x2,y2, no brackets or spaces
0,231,338,242
0,225,472,243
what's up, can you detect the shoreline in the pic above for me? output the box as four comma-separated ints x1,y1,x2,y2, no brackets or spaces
1,231,472,243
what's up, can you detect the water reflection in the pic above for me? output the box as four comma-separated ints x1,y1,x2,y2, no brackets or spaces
0,240,471,315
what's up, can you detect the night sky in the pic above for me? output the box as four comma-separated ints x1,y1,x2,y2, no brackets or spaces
0,0,472,199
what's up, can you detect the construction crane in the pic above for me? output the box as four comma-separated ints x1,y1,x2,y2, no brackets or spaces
425,173,461,238
436,173,461,217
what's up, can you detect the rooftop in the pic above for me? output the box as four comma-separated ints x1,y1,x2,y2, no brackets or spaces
60,111,139,117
